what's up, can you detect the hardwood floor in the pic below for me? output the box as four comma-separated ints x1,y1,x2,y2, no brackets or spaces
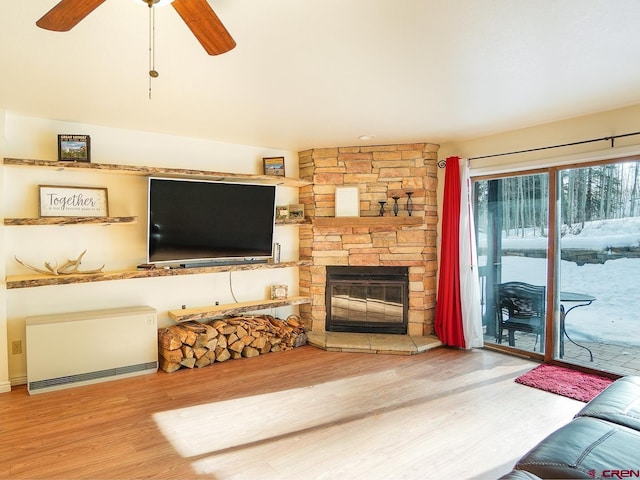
0,346,584,480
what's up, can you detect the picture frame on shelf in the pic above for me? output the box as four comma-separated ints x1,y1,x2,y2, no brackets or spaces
58,134,91,162
271,284,288,300
39,185,109,217
275,205,289,221
263,157,285,177
335,186,360,217
288,204,304,220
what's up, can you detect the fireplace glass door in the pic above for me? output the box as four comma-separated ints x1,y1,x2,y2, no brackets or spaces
326,277,408,334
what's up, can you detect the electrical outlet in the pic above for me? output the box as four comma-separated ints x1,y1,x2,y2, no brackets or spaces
11,340,22,355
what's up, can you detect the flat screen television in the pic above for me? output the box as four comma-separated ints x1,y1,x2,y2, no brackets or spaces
147,177,276,265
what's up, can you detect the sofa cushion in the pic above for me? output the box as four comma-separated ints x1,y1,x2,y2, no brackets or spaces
515,416,640,479
498,470,542,479
575,376,640,431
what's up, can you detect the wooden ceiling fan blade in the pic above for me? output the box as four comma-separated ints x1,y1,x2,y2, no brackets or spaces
172,0,236,55
36,0,107,31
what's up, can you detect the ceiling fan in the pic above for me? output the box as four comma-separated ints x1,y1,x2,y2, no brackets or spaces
36,0,236,55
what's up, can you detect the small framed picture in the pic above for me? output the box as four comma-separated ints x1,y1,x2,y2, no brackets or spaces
275,205,289,221
289,204,304,220
58,134,91,162
39,185,109,217
271,284,288,300
263,157,285,177
335,186,360,217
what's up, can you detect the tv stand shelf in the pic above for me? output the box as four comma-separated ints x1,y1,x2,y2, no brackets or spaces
3,157,312,188
6,260,311,289
168,296,312,323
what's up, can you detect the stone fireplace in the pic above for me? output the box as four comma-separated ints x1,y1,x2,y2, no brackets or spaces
297,143,439,336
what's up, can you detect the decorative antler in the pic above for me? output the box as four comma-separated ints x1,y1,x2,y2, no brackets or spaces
15,249,105,276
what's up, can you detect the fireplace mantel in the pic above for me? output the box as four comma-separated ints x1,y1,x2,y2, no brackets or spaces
313,216,423,228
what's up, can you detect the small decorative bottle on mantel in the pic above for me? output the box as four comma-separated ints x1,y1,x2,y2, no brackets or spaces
392,196,400,216
378,201,386,216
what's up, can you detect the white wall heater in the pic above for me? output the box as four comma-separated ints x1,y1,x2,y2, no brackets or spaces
26,305,158,394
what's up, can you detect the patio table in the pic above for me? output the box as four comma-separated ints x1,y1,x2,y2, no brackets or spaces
560,291,596,361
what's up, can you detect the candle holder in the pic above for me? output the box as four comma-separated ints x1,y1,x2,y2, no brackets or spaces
406,191,413,216
378,201,386,216
391,196,400,216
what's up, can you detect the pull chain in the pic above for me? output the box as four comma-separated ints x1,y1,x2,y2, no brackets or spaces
148,3,159,99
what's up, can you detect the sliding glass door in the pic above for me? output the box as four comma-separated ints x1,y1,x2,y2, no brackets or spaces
473,158,640,375
556,161,640,375
474,173,549,356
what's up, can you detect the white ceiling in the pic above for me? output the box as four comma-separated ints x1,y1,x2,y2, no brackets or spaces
2,0,640,152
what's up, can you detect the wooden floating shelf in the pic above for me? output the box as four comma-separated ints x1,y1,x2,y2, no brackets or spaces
313,216,423,228
7,216,305,227
168,296,312,323
275,218,310,226
4,216,138,226
6,260,311,289
3,157,312,188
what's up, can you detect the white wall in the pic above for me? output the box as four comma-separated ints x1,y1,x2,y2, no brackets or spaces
2,112,300,386
0,111,9,392
439,104,640,171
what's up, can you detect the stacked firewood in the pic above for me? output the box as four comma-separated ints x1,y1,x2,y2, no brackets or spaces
157,314,307,373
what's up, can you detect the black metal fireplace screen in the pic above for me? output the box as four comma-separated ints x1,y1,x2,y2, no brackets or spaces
325,266,409,334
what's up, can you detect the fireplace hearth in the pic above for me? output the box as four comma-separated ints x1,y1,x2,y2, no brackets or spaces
325,266,409,335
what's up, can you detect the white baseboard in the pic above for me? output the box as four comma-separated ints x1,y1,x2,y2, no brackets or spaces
10,376,27,387
0,380,12,393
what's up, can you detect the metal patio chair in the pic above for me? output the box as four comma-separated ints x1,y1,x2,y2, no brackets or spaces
495,282,546,351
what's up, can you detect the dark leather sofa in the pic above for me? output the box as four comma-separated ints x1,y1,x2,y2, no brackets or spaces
499,376,640,479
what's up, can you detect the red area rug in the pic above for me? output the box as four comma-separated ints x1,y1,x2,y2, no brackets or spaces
515,364,614,402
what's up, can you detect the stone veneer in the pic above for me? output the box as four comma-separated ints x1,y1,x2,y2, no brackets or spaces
297,143,439,336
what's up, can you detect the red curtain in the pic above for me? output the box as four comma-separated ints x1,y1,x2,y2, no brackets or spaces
434,156,466,347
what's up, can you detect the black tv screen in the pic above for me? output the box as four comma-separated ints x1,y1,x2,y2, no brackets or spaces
147,177,276,264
